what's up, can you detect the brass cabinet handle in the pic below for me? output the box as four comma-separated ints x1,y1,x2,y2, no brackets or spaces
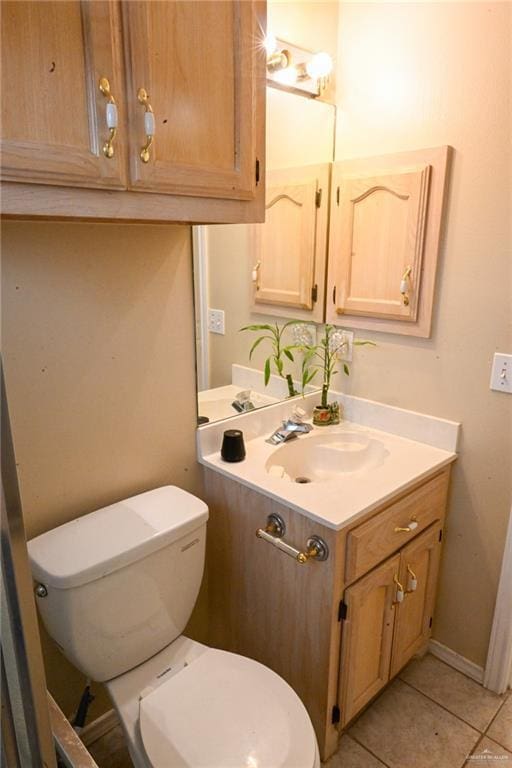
400,265,412,306
99,77,118,158
406,564,418,593
393,574,405,604
394,518,418,533
137,87,155,163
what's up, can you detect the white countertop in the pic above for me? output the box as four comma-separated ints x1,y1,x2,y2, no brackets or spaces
197,391,460,532
199,419,456,531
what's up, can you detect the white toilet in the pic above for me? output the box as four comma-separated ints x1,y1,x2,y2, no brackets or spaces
28,486,320,768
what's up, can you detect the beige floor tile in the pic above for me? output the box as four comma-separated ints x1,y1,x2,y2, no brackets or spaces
399,654,503,731
87,725,134,768
322,734,387,768
487,695,512,752
349,679,480,768
467,736,512,764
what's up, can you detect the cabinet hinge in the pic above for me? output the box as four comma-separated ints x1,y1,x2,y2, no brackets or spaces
429,616,433,628
439,529,443,542
338,600,347,621
311,284,318,303
255,158,260,185
336,186,340,205
315,188,322,208
331,705,341,724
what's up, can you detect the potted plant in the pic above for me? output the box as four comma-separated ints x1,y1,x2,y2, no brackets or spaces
240,321,299,397
294,324,375,426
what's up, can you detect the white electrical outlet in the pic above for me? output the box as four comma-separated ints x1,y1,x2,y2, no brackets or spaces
207,308,225,335
490,353,512,393
338,329,354,362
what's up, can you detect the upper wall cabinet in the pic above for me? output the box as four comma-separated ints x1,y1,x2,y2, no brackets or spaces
326,147,450,337
251,164,329,323
0,0,266,224
1,1,127,189
122,2,258,201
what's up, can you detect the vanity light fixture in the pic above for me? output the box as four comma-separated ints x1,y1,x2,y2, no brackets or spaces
264,34,333,97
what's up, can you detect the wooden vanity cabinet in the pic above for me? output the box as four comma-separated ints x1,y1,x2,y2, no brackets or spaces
0,0,266,224
339,523,443,727
203,464,451,761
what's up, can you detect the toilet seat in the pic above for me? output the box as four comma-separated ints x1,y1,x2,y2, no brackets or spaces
139,647,318,768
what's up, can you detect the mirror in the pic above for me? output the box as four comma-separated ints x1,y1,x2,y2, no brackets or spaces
194,86,336,424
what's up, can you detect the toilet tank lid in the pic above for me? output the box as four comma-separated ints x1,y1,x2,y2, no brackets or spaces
27,486,209,590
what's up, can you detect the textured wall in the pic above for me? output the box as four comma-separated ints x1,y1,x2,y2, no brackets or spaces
333,1,512,668
2,221,202,717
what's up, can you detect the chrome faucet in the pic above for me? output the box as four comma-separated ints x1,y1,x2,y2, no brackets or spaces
231,390,255,413
266,407,313,445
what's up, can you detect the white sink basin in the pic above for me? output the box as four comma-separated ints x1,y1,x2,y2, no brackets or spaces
265,431,389,483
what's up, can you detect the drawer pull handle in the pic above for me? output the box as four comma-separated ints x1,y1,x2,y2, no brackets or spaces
393,574,405,604
99,77,118,158
137,87,155,163
394,520,418,533
406,564,418,593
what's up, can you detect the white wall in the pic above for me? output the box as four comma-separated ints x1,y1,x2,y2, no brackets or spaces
333,1,512,668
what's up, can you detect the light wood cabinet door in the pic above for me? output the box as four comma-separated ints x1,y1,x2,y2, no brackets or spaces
122,1,262,200
329,163,431,322
0,1,126,189
338,554,400,727
390,524,443,677
251,164,329,321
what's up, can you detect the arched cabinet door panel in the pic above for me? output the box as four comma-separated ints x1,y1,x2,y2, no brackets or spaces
1,1,127,189
327,146,450,338
250,163,330,323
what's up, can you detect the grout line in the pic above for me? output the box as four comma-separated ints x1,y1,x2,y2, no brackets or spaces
400,678,487,735
462,733,487,768
483,696,511,752
345,732,393,768
404,652,484,689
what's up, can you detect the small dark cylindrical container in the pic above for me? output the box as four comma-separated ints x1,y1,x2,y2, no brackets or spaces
221,429,246,462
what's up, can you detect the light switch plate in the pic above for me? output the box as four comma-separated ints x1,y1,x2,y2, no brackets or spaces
208,308,225,335
490,353,512,393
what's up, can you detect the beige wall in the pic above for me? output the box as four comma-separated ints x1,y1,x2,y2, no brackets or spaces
333,2,512,668
2,221,203,717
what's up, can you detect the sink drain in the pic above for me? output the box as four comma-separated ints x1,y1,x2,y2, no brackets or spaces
295,476,312,484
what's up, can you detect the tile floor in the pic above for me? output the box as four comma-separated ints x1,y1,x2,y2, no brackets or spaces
87,654,511,768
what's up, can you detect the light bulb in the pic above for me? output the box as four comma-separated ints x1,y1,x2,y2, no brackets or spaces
264,33,277,56
274,66,298,86
306,52,333,80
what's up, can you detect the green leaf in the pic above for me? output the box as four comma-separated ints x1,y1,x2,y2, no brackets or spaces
354,340,377,346
240,324,275,333
283,348,294,362
264,358,271,386
343,363,350,376
275,356,284,375
248,335,266,360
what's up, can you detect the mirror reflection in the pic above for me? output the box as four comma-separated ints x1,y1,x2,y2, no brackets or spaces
194,87,336,424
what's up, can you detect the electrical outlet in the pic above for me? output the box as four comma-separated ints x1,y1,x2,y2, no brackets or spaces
207,308,225,335
490,353,512,393
338,329,354,362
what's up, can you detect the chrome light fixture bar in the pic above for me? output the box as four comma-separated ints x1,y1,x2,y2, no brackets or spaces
265,34,333,98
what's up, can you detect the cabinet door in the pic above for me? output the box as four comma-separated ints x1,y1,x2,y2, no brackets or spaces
338,554,400,726
0,1,126,189
329,163,431,321
122,1,263,200
251,164,329,321
390,524,443,677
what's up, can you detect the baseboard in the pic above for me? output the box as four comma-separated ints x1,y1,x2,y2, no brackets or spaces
80,709,119,747
428,639,484,684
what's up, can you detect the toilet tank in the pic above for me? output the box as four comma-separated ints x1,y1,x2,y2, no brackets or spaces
28,486,208,682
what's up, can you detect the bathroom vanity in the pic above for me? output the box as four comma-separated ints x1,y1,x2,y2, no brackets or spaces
198,395,459,761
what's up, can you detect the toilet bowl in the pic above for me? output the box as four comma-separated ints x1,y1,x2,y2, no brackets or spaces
107,636,320,768
28,486,320,768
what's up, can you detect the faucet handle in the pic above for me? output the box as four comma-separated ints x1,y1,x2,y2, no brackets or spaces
291,405,307,422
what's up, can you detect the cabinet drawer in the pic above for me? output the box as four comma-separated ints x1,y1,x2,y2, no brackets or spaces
345,470,449,584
